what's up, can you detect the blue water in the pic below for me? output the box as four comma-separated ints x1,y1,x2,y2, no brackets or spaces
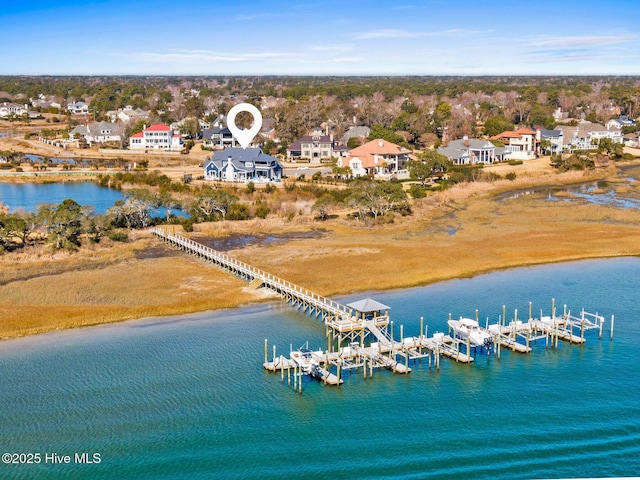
0,182,185,217
1,257,639,479
0,182,124,214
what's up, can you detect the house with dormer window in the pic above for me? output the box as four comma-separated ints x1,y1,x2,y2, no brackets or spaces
558,121,623,151
69,121,124,146
129,124,183,151
287,128,349,164
203,147,282,182
67,101,89,115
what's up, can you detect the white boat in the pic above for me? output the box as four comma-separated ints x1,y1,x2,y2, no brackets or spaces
448,317,493,347
290,343,321,374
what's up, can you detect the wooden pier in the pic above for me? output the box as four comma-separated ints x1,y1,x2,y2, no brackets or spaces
150,227,355,324
151,228,614,391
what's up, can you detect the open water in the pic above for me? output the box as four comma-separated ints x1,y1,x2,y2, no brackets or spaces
0,182,185,217
1,257,639,479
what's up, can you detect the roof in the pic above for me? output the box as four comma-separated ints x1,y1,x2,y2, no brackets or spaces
492,128,537,140
346,298,390,313
205,148,281,169
438,138,496,160
539,128,562,138
145,123,171,132
347,139,413,168
350,138,410,157
343,126,371,141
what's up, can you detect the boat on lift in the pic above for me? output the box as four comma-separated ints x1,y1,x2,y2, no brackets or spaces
448,317,493,347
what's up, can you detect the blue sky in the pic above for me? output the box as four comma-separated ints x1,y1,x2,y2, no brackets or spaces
3,0,640,75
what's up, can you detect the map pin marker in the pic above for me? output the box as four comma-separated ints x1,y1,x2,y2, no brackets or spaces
226,103,262,149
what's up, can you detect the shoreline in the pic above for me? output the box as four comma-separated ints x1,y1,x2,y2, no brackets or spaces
3,143,640,341
1,252,635,343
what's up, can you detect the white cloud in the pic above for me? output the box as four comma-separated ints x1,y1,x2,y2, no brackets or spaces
331,57,364,63
527,34,636,48
347,28,493,40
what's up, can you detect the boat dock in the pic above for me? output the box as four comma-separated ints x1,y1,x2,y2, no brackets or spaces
151,228,614,391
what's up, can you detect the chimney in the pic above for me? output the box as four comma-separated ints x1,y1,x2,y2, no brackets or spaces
378,139,384,148
463,135,469,147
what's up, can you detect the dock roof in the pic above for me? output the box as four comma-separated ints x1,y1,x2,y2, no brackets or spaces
347,298,390,313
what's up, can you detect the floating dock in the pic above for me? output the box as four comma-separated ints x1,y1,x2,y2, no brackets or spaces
150,228,614,392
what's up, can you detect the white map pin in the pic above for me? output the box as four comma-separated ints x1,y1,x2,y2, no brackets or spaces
226,103,262,149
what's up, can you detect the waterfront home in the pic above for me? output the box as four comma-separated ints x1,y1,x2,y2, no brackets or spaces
558,121,623,151
491,128,538,160
338,138,414,179
0,102,29,118
203,148,282,183
129,124,184,151
69,121,124,146
438,137,509,165
287,127,349,164
537,128,564,154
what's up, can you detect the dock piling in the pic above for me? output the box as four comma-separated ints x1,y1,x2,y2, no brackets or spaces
264,339,268,364
610,315,615,340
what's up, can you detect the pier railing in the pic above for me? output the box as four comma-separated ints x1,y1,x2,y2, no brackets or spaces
150,227,354,321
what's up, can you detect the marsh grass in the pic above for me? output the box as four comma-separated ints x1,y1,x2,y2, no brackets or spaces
3,164,640,340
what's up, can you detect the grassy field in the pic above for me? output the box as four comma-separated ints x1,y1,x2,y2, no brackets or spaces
2,161,640,340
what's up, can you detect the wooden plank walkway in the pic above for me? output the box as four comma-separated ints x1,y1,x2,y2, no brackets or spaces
150,227,355,323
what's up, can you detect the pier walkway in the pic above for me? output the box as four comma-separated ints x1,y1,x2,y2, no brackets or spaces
150,227,355,324
151,228,612,390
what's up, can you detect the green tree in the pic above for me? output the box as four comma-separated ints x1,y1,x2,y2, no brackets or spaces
598,138,624,160
346,180,408,220
312,193,337,221
367,124,409,147
37,199,86,251
484,115,514,137
192,188,238,221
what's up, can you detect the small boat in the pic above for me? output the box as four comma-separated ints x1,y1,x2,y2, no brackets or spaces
290,343,318,374
448,317,493,347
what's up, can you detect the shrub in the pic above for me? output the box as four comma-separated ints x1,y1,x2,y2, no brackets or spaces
226,203,250,220
108,230,129,242
254,201,270,219
246,181,255,194
408,184,426,199
264,183,276,194
180,216,196,232
505,172,517,181
508,160,524,166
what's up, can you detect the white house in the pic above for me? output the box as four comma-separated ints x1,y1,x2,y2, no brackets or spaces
287,128,349,164
203,148,282,183
537,128,564,154
438,137,509,165
606,116,636,130
491,128,538,160
0,102,29,118
129,124,183,151
558,122,623,151
67,101,89,115
69,122,124,146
